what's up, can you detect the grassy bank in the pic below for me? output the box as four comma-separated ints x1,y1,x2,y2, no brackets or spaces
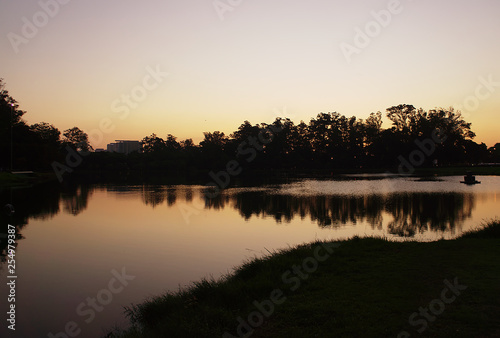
0,172,57,187
108,221,500,338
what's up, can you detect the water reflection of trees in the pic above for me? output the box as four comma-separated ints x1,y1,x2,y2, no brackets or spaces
62,184,92,216
141,186,168,207
231,193,383,226
1,183,60,263
228,192,474,235
0,183,479,264
385,193,474,236
0,182,93,263
136,186,476,237
141,186,178,207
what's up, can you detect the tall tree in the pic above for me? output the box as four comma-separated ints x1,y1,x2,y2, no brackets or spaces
386,104,417,134
141,133,165,153
200,131,228,150
31,122,61,146
62,127,93,152
165,134,180,151
180,138,195,149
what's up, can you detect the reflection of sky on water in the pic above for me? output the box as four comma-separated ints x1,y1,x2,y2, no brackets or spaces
0,177,499,337
274,176,500,196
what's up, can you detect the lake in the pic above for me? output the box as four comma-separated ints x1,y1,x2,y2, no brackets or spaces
1,175,499,337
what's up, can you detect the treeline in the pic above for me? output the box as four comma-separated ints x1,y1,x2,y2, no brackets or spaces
0,79,92,171
84,105,500,175
1,78,500,176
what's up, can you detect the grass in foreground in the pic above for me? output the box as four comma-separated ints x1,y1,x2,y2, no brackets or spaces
0,172,56,187
0,172,26,186
108,221,500,337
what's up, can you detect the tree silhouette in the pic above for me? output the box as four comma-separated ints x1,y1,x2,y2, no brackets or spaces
165,134,180,151
200,131,228,149
489,143,500,162
1,77,498,176
180,138,195,149
31,122,61,146
62,127,93,152
141,133,165,153
0,79,68,170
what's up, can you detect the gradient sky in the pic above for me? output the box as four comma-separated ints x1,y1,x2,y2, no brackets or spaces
1,0,499,148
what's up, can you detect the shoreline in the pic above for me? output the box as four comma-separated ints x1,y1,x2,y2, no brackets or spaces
0,172,57,188
2,166,499,188
107,221,500,337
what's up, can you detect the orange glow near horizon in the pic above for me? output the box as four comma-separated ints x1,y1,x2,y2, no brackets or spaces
1,1,499,148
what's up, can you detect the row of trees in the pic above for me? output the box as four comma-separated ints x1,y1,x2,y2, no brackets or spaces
0,79,92,171
133,105,498,173
1,78,500,175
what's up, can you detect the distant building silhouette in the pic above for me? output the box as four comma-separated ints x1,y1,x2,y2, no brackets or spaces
94,148,105,152
106,140,142,154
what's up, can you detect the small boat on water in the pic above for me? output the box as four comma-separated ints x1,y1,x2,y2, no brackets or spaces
461,171,481,185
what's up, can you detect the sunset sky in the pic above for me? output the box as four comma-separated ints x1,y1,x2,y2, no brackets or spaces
1,0,499,148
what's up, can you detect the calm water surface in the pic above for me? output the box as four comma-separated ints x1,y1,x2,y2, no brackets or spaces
1,176,499,337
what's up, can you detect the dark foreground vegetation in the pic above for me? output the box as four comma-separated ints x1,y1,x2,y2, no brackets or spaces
2,78,500,183
0,171,56,187
107,221,500,338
